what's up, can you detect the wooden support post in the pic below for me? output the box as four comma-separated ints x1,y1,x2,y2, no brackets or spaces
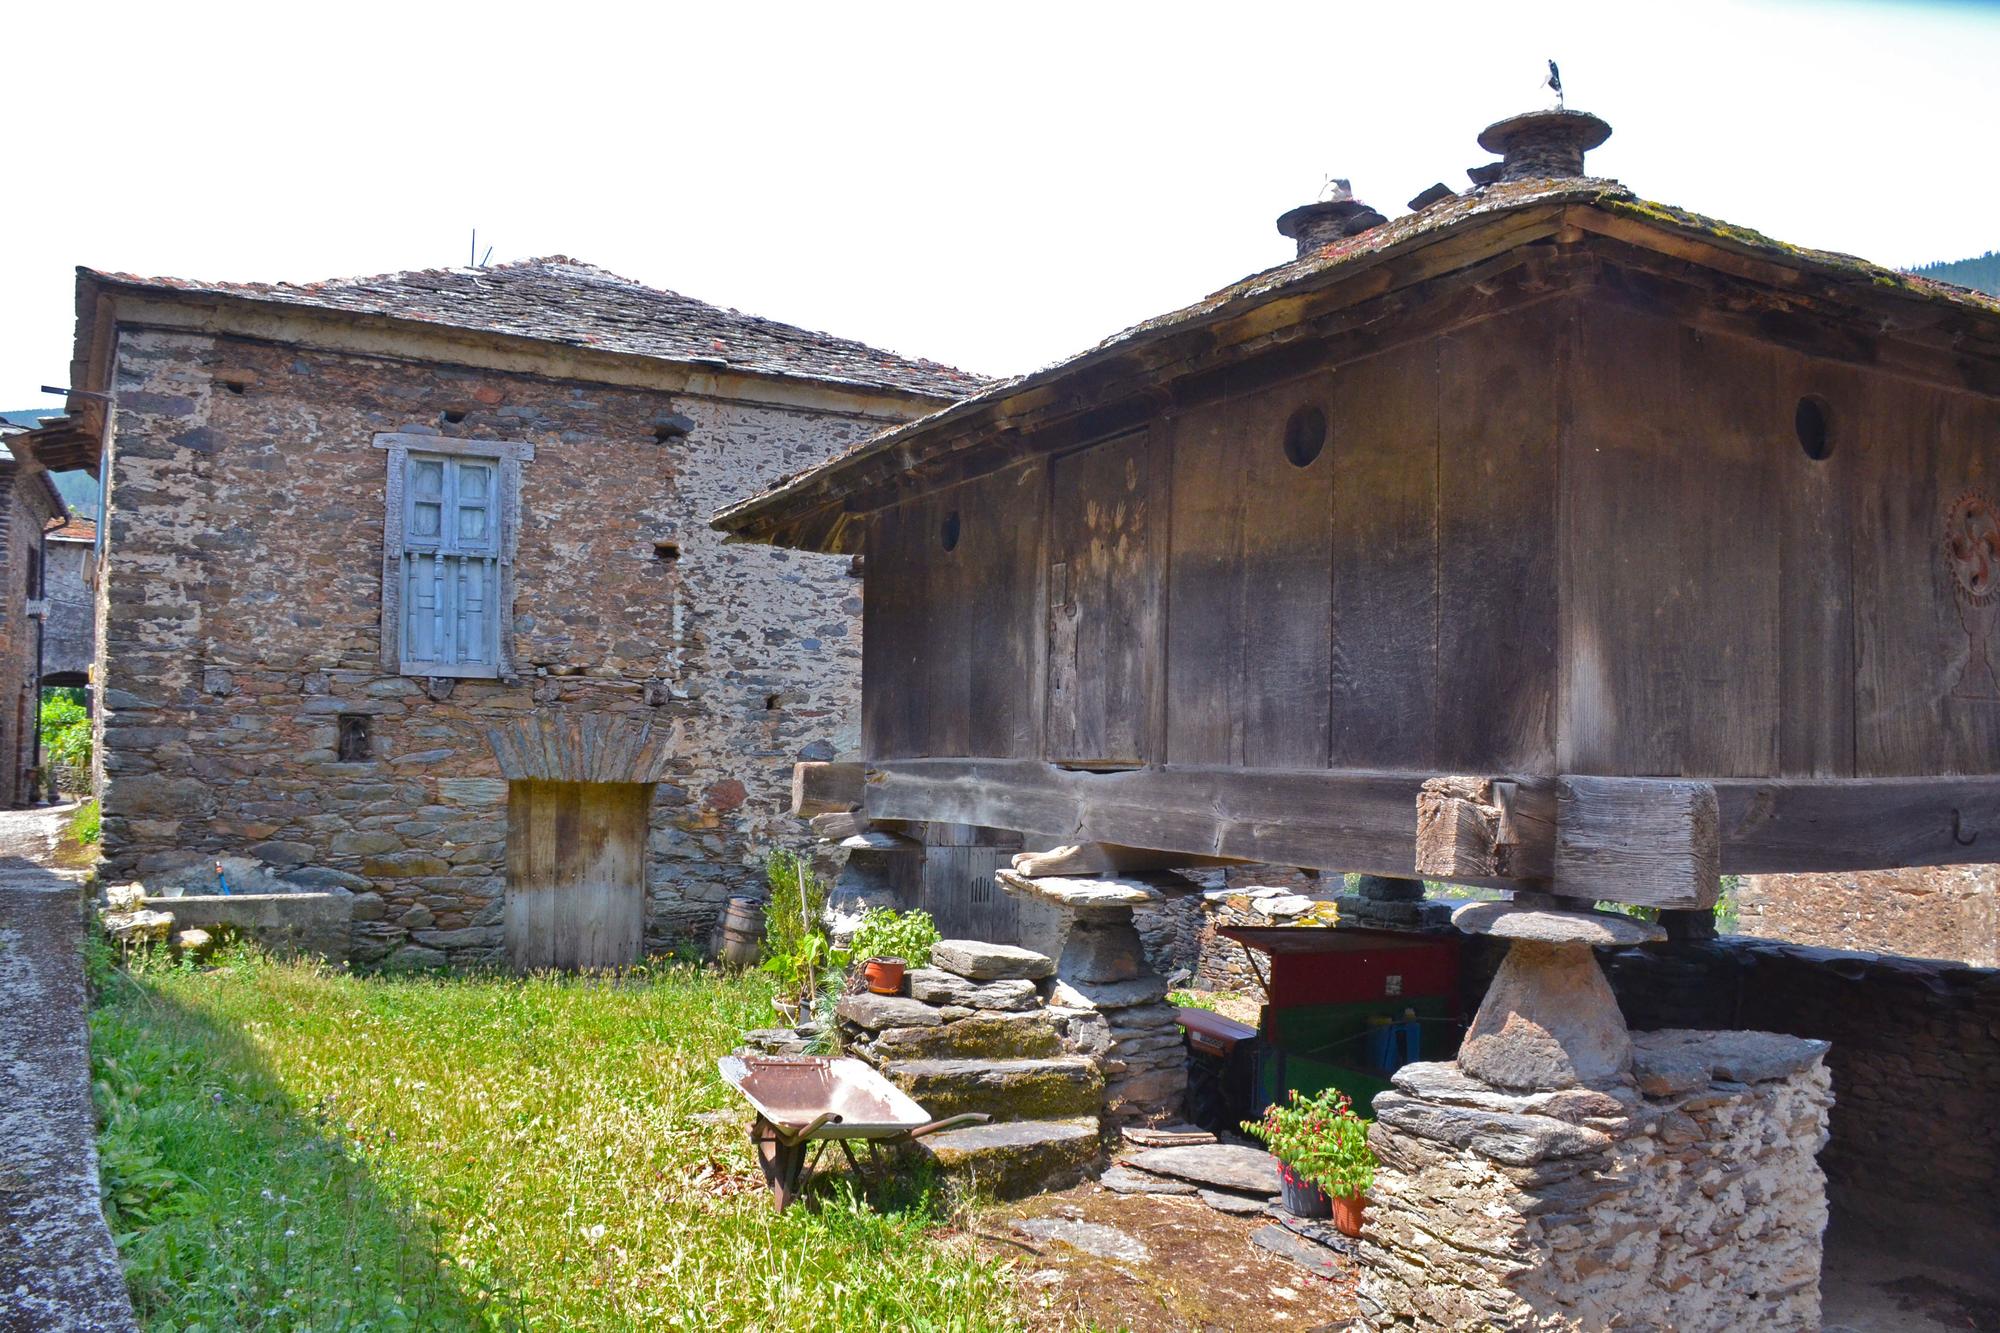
1555,775,1721,910
1415,776,1556,880
791,761,864,818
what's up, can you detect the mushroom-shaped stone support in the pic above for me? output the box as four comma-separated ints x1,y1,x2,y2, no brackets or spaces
1451,899,1664,1092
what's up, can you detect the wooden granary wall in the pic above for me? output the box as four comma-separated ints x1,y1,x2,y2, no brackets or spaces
855,279,2000,884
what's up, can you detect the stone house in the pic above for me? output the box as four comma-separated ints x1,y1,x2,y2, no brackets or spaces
0,423,68,806
40,514,97,691
26,257,980,968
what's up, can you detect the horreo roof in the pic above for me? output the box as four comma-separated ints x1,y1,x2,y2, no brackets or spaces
712,176,2000,552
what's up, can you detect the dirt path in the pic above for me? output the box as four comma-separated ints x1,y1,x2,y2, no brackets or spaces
0,803,136,1333
977,1182,1359,1332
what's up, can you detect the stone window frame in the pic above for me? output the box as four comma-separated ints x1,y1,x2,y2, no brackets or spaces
373,432,533,681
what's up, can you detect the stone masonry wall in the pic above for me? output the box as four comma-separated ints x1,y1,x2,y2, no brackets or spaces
96,327,892,966
0,465,60,806
42,537,96,684
1735,865,2000,967
1602,937,2000,1280
1361,1036,1832,1332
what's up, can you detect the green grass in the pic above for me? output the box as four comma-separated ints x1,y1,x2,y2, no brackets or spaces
71,797,101,846
90,949,1023,1331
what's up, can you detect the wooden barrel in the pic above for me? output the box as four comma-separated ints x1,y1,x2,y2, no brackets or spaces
717,896,765,969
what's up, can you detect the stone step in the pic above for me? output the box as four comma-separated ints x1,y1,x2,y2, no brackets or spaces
920,1117,1102,1200
885,1056,1104,1121
868,1012,1067,1062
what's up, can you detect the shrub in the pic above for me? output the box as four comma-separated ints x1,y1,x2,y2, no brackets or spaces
846,908,940,967
40,691,92,770
762,849,833,1007
72,798,101,846
1243,1087,1376,1199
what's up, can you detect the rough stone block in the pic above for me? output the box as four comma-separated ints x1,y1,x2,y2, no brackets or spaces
931,940,1056,982
885,1057,1103,1120
905,967,1040,1011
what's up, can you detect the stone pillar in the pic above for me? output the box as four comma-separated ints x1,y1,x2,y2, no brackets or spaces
1355,899,1835,1331
997,869,1191,1121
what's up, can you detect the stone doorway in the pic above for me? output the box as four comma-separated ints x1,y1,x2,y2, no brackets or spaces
504,779,652,970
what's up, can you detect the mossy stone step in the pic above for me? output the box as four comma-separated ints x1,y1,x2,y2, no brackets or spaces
885,1056,1104,1121
919,1117,1102,1200
870,1012,1066,1062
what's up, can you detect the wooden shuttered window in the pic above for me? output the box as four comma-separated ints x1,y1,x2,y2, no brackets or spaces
400,452,502,676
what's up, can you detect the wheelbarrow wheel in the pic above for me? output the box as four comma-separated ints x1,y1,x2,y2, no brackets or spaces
750,1115,823,1211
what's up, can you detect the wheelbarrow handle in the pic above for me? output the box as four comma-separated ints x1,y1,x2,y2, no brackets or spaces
776,1111,842,1145
906,1112,990,1141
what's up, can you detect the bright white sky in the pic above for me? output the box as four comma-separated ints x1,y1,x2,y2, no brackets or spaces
5,0,1997,409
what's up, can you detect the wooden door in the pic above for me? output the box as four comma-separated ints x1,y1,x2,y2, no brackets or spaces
1045,430,1165,767
505,779,651,970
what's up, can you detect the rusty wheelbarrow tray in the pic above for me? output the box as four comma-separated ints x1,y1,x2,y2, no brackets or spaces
718,1054,989,1209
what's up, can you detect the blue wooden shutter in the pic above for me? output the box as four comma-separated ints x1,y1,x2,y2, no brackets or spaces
401,453,502,675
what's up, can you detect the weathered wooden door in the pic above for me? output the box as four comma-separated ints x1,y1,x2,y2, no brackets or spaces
1045,430,1164,767
505,780,651,970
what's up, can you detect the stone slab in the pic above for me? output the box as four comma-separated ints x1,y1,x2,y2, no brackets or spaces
905,967,1041,1011
1198,1188,1269,1215
1370,1092,1614,1167
997,868,1174,910
885,1057,1103,1120
1100,1164,1199,1195
1123,1144,1280,1196
0,825,140,1332
1250,1223,1343,1279
932,939,1056,982
1452,900,1667,946
1011,1216,1151,1264
922,1117,1102,1201
1045,974,1170,1011
836,992,942,1031
1632,1029,1830,1089
870,1012,1066,1061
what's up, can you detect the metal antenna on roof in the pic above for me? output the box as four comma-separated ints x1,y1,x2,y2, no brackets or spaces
469,228,476,268
1544,60,1565,111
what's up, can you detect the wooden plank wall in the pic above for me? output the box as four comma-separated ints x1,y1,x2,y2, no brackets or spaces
861,291,2000,783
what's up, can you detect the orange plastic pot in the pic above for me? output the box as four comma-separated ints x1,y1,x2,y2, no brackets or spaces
863,957,906,995
1332,1191,1367,1238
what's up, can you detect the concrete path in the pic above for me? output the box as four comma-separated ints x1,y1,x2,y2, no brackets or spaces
0,804,137,1332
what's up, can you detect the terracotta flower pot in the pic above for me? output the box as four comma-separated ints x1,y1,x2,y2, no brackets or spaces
1278,1165,1332,1219
863,957,906,996
1331,1191,1367,1238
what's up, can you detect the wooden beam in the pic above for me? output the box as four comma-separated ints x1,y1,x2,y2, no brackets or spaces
1555,776,1721,909
864,759,1521,887
1415,776,1556,880
866,759,2000,886
1712,775,2000,874
791,761,864,818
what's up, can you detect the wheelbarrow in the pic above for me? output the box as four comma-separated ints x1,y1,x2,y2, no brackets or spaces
718,1054,990,1210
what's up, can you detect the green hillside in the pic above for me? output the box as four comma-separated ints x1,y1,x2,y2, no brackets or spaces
1909,252,2000,297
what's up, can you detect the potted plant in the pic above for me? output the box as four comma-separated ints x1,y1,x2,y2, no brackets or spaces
1243,1087,1377,1236
760,850,832,1019
846,907,941,996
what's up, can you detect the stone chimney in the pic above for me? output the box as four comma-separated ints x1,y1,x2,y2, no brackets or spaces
1275,180,1386,258
1471,108,1612,183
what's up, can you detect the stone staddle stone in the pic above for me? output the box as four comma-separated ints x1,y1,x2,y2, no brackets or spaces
1453,900,1665,1092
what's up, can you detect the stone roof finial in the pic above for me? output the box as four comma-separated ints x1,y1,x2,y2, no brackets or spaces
1471,108,1613,184
1276,179,1387,259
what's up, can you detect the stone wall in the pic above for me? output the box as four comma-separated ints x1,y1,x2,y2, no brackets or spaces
1360,1034,1832,1331
0,463,61,806
42,535,96,683
1736,865,2000,967
1602,937,2000,1280
95,327,900,966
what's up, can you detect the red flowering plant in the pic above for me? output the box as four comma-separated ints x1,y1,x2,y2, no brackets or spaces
1242,1086,1376,1199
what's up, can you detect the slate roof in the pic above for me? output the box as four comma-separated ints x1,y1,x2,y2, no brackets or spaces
84,256,987,400
714,175,2000,545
